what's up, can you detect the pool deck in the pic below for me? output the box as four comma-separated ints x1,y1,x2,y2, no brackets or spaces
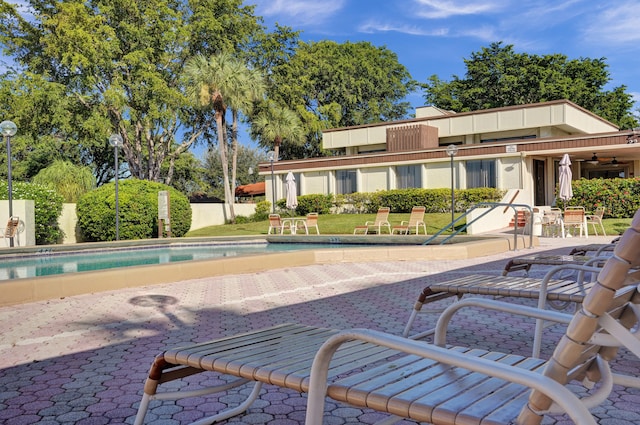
2,234,640,424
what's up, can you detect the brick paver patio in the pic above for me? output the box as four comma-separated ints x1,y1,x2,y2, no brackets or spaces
1,235,639,424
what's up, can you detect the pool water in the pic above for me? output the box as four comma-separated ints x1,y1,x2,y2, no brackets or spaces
0,242,355,281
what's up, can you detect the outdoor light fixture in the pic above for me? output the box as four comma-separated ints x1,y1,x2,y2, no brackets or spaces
109,133,124,241
0,120,17,247
446,144,458,231
267,150,276,213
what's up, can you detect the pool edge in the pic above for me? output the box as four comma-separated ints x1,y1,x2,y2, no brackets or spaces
1,234,535,307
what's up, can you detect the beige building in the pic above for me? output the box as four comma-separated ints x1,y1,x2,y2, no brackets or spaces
259,99,639,220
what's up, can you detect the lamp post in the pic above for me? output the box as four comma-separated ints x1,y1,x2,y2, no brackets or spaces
109,133,124,240
446,144,458,231
0,121,17,247
267,150,276,212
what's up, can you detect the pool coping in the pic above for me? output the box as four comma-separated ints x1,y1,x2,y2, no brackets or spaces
0,234,536,307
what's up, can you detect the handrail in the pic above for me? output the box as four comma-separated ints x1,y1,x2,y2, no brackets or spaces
423,202,534,250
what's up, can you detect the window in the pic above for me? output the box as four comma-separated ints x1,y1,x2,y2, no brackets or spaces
336,170,357,194
466,160,496,188
396,165,422,189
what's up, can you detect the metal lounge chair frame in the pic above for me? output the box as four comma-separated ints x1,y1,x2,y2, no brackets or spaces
391,206,427,235
267,213,292,234
295,212,320,234
563,206,588,238
585,206,606,236
503,239,619,277
402,265,603,358
135,210,640,425
353,207,391,234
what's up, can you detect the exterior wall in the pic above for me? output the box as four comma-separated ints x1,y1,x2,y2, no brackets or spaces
0,200,36,246
304,172,331,194
322,100,618,150
499,156,523,189
425,161,458,189
360,167,388,192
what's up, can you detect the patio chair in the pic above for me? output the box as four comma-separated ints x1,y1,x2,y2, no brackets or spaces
295,212,320,234
541,208,563,237
586,206,606,236
353,207,391,234
1,216,21,246
563,206,588,237
267,214,292,234
391,206,427,235
134,208,640,425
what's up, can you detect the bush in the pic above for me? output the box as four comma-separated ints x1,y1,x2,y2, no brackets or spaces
0,181,64,244
570,177,640,218
339,188,506,214
252,200,271,221
76,179,191,241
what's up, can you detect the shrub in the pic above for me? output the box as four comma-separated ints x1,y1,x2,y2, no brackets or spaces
0,181,64,244
338,188,506,214
252,200,271,221
76,179,191,241
570,177,640,218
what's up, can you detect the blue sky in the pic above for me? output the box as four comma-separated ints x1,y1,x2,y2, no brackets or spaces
250,0,640,114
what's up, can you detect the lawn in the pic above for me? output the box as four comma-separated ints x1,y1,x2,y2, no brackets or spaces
186,213,630,238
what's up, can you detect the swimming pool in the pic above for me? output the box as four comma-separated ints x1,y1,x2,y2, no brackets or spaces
1,235,523,307
0,241,361,281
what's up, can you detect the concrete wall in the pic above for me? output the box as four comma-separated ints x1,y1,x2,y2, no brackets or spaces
0,200,36,246
59,203,258,244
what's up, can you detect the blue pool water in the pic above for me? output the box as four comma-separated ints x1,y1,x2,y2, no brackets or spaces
0,241,358,281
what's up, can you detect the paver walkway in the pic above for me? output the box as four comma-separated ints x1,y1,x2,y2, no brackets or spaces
1,235,639,424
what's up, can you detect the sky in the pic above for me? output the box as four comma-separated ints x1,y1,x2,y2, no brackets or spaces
250,0,640,113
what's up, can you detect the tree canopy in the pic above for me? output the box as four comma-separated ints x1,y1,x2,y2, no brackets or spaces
0,0,266,184
422,42,638,129
261,40,417,158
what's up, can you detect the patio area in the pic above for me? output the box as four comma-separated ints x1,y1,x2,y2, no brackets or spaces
1,234,639,424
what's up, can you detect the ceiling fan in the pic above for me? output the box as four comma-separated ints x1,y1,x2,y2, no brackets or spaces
587,153,626,166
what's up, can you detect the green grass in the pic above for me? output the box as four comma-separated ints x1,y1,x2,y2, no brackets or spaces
186,213,631,238
186,213,460,237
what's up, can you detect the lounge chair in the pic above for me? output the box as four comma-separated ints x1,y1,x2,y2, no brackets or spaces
267,214,292,234
502,238,619,276
502,253,606,276
295,212,320,234
135,209,640,424
391,206,427,235
586,206,606,236
353,207,391,234
402,267,600,357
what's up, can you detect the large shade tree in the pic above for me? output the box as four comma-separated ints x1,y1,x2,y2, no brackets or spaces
263,40,416,158
423,42,638,129
0,0,266,184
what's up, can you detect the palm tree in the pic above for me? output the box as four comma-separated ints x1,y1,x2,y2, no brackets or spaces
32,160,96,202
184,53,264,222
253,101,304,161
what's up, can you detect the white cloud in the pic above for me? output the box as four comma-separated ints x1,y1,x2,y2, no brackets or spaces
581,2,640,45
358,21,449,37
413,0,505,19
250,0,345,26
